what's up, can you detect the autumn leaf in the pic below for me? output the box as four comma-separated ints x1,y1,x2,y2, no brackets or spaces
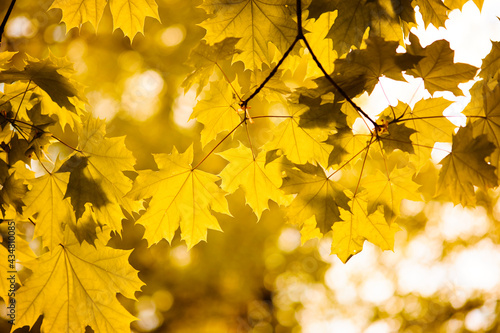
438,125,497,206
264,103,332,168
444,0,484,11
332,192,400,263
334,36,422,93
407,39,478,96
199,0,298,70
61,116,140,234
413,0,449,28
22,167,74,251
218,143,291,220
191,80,243,148
49,0,106,31
127,145,230,248
0,55,82,111
361,165,421,219
50,0,161,38
464,84,500,169
14,228,143,333
281,163,349,234
183,38,241,95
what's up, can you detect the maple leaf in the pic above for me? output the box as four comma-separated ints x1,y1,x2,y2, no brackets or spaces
281,163,349,234
14,228,143,333
0,55,83,112
22,167,74,251
61,116,140,234
478,41,500,82
183,38,241,96
407,39,478,96
326,0,414,55
50,0,161,38
49,0,107,31
109,0,160,38
218,143,291,220
302,11,337,78
127,145,230,248
380,123,417,154
379,99,456,166
334,36,422,94
412,0,449,28
464,84,500,169
264,103,332,168
191,80,243,148
361,165,421,219
199,0,298,70
438,125,497,206
443,0,483,11
332,192,400,263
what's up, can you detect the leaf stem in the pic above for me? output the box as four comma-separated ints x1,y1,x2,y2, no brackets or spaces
0,0,16,44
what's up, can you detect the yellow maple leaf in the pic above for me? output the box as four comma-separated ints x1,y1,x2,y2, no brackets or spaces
218,143,291,220
13,228,143,333
127,145,230,249
264,103,332,168
22,167,74,251
332,193,400,263
49,0,160,38
199,0,297,70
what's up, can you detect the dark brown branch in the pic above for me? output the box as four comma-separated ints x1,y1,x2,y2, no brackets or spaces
299,36,378,128
0,0,16,44
240,36,300,109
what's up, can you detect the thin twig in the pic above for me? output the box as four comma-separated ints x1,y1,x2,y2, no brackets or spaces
192,119,246,170
0,0,16,43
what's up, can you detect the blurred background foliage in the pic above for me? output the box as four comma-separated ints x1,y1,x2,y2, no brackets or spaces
1,0,500,332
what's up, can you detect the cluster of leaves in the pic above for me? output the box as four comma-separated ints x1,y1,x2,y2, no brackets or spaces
0,0,499,332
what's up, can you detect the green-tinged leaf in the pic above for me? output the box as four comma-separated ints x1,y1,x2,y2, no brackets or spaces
327,0,414,56
0,169,28,215
200,0,297,70
14,228,143,333
49,0,106,31
438,125,497,206
109,0,160,38
218,143,291,220
127,145,230,249
0,55,82,111
281,163,349,234
464,84,500,168
183,38,241,95
379,99,456,166
334,36,422,94
332,193,400,263
191,80,243,148
61,116,140,234
407,39,478,96
380,123,417,154
264,103,332,168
